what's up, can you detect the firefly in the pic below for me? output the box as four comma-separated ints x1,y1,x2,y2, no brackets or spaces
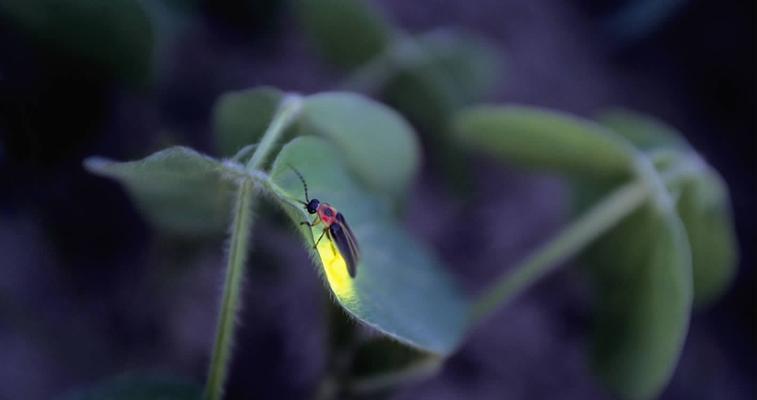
289,166,360,278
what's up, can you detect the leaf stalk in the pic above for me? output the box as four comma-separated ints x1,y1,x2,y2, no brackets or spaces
246,94,303,172
471,181,648,322
205,93,303,400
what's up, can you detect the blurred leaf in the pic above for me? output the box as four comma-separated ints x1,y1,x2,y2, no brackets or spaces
417,31,500,105
597,108,737,306
60,373,201,400
383,30,501,131
348,337,441,394
677,168,738,307
454,105,634,178
301,92,420,198
84,147,239,236
597,108,688,151
587,201,692,400
213,87,284,156
268,136,468,355
0,0,154,84
295,0,392,69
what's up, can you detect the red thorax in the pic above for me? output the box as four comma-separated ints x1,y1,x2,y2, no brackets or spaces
317,203,338,226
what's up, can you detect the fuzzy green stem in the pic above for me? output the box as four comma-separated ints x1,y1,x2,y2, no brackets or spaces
471,180,648,322
246,94,303,172
205,90,304,400
204,179,254,400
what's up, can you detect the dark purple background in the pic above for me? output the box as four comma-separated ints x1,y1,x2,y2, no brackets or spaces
0,0,753,399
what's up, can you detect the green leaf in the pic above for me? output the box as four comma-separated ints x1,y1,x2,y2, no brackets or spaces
301,92,420,198
295,0,392,69
348,337,441,394
0,0,154,84
597,108,689,151
587,202,692,400
268,136,468,355
59,373,201,400
84,147,240,236
383,30,501,131
597,108,738,306
213,87,284,157
677,168,738,307
454,105,634,178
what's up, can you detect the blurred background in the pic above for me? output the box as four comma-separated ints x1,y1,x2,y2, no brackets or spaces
0,0,753,399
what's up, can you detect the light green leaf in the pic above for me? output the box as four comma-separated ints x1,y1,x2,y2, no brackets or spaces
59,373,201,400
677,168,738,307
84,147,240,236
213,87,284,157
0,0,154,84
301,92,420,198
268,136,468,355
587,202,692,400
597,108,689,151
454,105,634,178
295,0,392,69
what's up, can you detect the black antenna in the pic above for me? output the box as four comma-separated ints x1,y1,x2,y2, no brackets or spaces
287,165,310,203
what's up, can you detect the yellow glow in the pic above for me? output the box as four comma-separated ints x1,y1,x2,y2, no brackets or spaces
315,234,355,300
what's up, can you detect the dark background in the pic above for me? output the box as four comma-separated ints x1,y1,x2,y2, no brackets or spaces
0,0,753,399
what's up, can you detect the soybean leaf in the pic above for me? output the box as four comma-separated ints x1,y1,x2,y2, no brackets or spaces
454,105,634,179
295,0,392,69
0,0,153,84
348,337,441,394
383,30,501,131
84,147,239,236
301,92,420,198
213,87,284,157
587,202,692,400
59,373,201,400
677,168,738,307
268,136,468,355
597,108,689,151
597,108,738,306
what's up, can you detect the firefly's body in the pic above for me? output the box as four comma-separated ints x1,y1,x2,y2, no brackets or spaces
291,167,360,278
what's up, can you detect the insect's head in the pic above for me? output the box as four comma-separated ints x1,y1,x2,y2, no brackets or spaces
306,199,320,214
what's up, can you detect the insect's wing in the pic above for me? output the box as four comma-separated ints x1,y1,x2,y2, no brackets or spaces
330,213,360,277
336,213,360,252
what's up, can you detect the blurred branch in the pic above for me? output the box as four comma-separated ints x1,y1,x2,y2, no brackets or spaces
471,154,706,322
471,180,648,322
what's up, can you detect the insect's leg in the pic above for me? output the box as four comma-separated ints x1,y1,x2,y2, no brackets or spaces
313,228,327,249
300,216,320,228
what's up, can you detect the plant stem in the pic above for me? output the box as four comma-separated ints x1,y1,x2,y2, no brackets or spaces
204,179,254,400
205,91,304,400
246,94,302,172
471,180,648,323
